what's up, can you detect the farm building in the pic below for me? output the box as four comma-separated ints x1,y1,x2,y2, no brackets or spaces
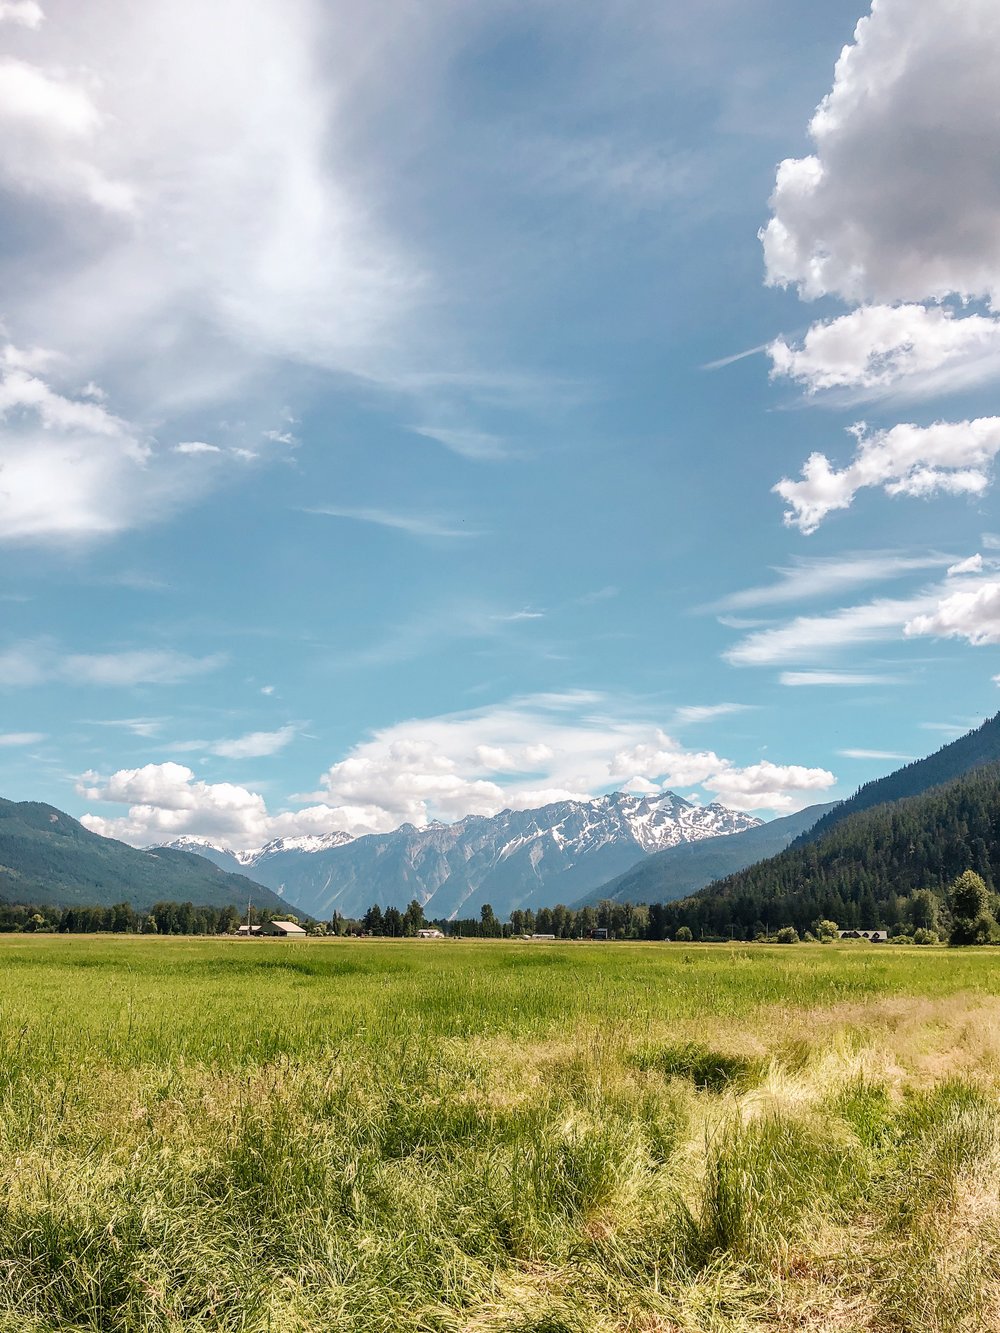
417,928,444,938
838,929,888,942
259,920,307,938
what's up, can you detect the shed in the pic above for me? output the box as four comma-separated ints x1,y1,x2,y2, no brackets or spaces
259,919,307,938
837,929,888,942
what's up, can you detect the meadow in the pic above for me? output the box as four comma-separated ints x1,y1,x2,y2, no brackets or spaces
0,936,999,1332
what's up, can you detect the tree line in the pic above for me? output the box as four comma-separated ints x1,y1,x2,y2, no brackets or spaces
649,762,1000,940
0,901,279,935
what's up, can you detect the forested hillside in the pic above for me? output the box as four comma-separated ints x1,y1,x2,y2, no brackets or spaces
653,763,1000,938
796,711,1000,846
0,799,291,912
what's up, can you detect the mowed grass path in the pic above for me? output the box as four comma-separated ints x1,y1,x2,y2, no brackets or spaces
1,937,999,1331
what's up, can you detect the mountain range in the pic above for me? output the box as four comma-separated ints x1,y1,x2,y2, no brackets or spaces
0,798,290,913
157,791,761,920
571,801,838,908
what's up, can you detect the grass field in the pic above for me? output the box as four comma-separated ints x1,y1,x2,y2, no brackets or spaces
1,936,999,1331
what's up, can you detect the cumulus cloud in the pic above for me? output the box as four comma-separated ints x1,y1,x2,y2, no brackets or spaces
948,554,984,577
762,0,1000,308
762,2,1000,407
774,418,1000,535
80,693,837,845
904,581,1000,645
769,305,1000,397
703,761,834,812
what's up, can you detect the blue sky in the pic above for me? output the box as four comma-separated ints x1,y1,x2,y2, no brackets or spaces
2,0,1000,848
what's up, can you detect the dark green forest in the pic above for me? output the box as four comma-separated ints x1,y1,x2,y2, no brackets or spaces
652,762,1000,938
795,711,1000,847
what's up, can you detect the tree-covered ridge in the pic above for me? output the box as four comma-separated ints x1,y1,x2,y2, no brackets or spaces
796,711,1000,847
655,762,1000,938
0,798,290,912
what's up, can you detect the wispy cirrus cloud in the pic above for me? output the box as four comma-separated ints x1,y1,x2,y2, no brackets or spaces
0,642,224,688
780,670,906,687
724,593,939,667
838,748,914,761
706,551,952,613
171,725,300,761
304,505,478,540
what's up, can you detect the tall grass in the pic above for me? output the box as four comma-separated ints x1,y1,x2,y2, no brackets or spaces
0,936,997,1329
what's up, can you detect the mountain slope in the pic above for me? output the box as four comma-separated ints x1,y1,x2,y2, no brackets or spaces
573,802,837,908
161,791,760,920
796,711,1000,846
0,799,292,912
655,763,1000,937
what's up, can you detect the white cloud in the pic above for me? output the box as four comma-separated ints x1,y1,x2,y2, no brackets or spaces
0,643,223,687
0,2,44,27
85,717,165,737
0,59,133,211
838,748,914,761
703,761,834,813
774,418,1000,535
769,305,1000,397
0,731,44,745
80,692,837,844
708,551,951,612
304,506,477,540
670,703,751,725
409,426,509,461
947,554,984,576
761,0,1000,308
209,726,298,760
174,441,221,455
780,671,905,687
0,0,439,545
725,593,937,667
0,347,229,542
904,580,1000,645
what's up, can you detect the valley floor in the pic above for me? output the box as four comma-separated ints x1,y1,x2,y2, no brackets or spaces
0,937,998,1331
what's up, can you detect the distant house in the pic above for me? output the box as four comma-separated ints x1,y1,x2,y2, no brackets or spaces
838,929,888,942
237,924,261,936
417,928,444,939
259,919,307,938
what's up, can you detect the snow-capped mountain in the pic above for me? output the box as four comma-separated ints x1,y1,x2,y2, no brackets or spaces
155,791,759,920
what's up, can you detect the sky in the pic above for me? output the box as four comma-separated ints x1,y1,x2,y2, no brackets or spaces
2,0,1000,849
